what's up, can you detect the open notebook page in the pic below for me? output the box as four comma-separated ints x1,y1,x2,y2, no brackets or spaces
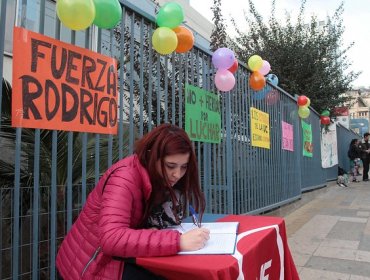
169,222,239,255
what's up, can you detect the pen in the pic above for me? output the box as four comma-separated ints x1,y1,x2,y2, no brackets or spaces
189,205,200,228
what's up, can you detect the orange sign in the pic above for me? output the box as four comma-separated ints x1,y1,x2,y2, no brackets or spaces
12,27,118,134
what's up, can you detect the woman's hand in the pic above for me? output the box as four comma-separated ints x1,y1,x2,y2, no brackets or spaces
179,228,210,251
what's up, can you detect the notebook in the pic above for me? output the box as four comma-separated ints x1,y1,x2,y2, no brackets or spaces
171,222,239,255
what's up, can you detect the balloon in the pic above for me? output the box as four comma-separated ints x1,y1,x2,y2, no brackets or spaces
215,69,235,92
152,27,178,55
266,89,279,105
267,73,279,86
321,110,330,117
57,0,95,31
228,59,238,74
298,106,310,118
212,48,235,69
248,55,263,71
321,116,330,125
173,26,194,53
297,95,308,106
156,2,184,28
306,97,311,107
93,0,122,29
258,60,271,76
249,71,266,91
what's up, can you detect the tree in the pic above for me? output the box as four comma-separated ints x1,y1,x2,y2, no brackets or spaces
210,0,228,52
229,0,360,113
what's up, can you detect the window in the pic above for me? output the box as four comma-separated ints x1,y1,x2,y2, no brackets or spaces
4,0,87,55
4,1,16,54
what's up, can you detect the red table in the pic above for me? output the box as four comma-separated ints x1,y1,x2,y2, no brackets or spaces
137,215,299,280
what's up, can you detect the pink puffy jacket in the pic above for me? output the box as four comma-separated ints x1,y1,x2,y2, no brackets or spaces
56,155,181,279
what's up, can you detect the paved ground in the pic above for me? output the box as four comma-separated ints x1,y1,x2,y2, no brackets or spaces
267,179,370,280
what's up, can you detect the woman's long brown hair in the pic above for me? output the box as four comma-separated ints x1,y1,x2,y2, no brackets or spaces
135,123,205,226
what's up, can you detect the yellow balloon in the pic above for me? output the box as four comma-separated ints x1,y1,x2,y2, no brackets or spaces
152,27,178,55
298,106,310,118
248,55,263,71
57,0,96,31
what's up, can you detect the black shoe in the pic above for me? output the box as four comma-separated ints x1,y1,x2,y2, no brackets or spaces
363,179,369,181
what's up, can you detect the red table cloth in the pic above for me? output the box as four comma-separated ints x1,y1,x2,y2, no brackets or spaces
137,215,300,280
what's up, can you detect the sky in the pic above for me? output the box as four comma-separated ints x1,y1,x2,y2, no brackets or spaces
189,0,369,89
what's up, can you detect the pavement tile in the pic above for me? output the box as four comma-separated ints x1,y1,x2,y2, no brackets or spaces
326,221,365,241
299,267,350,280
350,275,370,280
320,238,359,250
292,215,338,240
313,246,356,260
356,211,370,217
290,251,311,267
339,217,368,223
305,255,370,277
358,234,370,251
289,239,321,255
364,220,370,235
355,250,370,263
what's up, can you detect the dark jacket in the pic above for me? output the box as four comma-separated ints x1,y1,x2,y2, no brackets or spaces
359,141,370,160
348,144,361,160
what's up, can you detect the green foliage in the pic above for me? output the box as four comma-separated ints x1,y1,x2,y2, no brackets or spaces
229,0,360,112
210,0,228,52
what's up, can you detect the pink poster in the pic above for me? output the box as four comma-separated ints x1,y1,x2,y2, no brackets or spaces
282,121,294,151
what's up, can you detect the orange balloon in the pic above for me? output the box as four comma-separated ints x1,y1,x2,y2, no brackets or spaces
173,26,194,53
249,71,266,91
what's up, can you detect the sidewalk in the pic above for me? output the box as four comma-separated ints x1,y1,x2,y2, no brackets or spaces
267,180,370,280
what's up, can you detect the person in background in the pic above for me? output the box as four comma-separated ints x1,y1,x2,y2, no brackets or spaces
56,124,210,280
347,138,361,182
359,132,370,181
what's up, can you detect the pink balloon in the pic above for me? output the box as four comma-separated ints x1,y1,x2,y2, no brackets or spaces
258,60,271,76
215,69,235,92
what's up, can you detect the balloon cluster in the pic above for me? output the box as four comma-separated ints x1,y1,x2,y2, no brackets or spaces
320,110,330,125
57,0,122,31
152,2,194,55
212,48,237,92
248,55,274,91
297,95,311,119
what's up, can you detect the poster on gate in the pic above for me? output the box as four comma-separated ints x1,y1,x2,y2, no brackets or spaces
185,84,221,144
282,121,294,151
250,107,270,149
301,120,313,157
321,123,338,168
12,27,118,134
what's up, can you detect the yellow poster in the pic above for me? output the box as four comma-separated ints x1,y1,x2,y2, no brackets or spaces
250,107,270,149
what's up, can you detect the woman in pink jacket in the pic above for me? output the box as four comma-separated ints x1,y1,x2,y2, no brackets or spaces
56,124,210,279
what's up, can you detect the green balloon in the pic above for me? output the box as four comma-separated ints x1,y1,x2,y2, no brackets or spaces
93,0,122,29
321,110,330,117
156,2,184,28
